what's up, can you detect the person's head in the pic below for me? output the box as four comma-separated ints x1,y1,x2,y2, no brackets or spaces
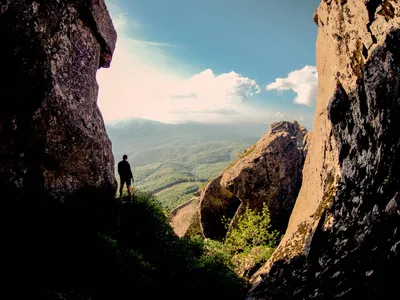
123,154,128,160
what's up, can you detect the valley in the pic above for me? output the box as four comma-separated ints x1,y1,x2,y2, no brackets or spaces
107,119,267,211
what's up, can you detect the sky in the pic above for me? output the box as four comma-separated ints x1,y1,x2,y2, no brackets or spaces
97,0,321,130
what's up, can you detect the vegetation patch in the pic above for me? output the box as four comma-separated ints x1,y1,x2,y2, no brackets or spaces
201,203,281,279
186,202,280,279
271,220,312,262
351,39,366,79
224,144,257,172
224,203,280,254
313,173,340,222
155,181,203,213
271,172,340,262
378,0,395,21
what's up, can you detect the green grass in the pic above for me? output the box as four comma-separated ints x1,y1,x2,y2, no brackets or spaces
132,162,164,182
192,162,230,181
224,144,257,171
155,181,204,212
135,162,196,193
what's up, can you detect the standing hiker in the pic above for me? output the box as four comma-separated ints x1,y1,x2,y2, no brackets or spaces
118,154,134,200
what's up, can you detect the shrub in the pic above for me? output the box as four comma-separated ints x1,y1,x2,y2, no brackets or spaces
224,203,280,255
218,203,281,279
202,238,234,267
232,246,275,278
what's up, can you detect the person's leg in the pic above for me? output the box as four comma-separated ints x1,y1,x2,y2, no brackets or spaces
127,181,132,200
119,182,125,199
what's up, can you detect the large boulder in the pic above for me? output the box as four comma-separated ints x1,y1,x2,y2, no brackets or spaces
200,175,242,240
170,196,202,238
195,121,308,240
0,0,117,202
248,1,400,299
221,121,308,234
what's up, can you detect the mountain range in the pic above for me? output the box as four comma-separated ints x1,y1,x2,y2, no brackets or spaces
106,118,268,211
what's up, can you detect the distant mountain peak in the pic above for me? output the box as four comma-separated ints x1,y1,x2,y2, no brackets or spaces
106,117,167,128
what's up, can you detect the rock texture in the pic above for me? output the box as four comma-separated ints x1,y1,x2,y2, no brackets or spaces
196,121,308,240
0,0,117,202
170,196,201,238
200,175,243,240
248,1,400,299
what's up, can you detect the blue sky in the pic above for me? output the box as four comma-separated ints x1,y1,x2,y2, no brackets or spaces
97,0,321,130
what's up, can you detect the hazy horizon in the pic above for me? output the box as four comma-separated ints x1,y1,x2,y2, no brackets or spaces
105,116,313,132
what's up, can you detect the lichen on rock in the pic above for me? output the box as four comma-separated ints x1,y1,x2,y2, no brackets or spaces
247,1,400,299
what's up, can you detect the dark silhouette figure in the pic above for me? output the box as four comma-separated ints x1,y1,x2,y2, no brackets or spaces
118,154,134,200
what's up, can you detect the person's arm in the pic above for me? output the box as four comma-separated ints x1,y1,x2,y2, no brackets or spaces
129,167,134,182
117,162,121,176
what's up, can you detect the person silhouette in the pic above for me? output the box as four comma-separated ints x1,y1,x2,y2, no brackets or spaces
117,154,134,200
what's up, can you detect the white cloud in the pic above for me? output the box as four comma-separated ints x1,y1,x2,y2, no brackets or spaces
266,66,318,106
276,111,284,119
97,6,263,124
168,69,261,112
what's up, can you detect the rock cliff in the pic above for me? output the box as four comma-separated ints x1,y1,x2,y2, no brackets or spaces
248,1,400,299
171,121,308,240
170,196,201,238
219,121,308,236
0,0,117,202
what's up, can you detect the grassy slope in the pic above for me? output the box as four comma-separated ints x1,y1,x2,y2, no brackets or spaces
3,189,248,299
155,181,204,212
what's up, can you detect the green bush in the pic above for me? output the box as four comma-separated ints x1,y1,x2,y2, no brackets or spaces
215,203,281,279
202,238,234,267
224,203,280,255
110,191,249,299
232,246,275,278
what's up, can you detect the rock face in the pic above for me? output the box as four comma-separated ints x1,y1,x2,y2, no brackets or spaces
200,175,243,240
0,0,117,202
170,196,201,238
197,121,308,240
248,1,400,299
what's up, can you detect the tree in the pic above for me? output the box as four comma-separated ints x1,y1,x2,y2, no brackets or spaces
224,203,280,255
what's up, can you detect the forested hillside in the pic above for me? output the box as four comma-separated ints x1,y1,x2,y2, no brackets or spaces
107,119,266,211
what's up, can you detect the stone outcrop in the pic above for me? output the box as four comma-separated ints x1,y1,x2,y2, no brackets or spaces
200,175,243,240
248,1,400,299
0,0,117,202
192,121,308,240
220,121,308,235
170,196,202,238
